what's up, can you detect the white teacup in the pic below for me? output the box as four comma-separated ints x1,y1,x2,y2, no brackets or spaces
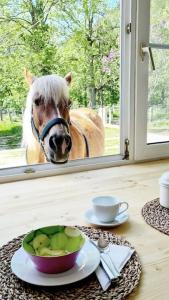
92,196,128,223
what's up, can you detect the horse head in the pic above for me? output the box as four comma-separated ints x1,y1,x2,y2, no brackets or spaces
24,69,72,164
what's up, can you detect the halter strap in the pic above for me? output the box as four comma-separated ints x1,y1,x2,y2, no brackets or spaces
31,116,70,163
82,133,89,158
40,118,69,141
31,117,69,142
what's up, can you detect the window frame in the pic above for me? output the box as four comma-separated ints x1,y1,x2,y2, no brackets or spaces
0,0,134,183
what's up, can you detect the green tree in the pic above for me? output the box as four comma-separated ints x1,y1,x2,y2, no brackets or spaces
0,0,60,111
149,0,169,108
55,0,120,107
0,0,120,112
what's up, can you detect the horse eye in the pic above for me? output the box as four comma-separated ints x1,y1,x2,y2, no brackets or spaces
34,98,43,106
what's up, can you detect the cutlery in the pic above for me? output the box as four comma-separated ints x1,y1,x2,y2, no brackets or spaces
90,239,119,279
98,236,120,277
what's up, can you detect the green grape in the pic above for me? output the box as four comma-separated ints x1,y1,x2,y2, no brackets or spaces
66,236,82,253
32,234,50,250
38,247,65,256
64,226,81,237
50,232,68,250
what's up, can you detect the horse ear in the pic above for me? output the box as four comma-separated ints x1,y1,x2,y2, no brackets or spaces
65,72,72,85
24,68,36,85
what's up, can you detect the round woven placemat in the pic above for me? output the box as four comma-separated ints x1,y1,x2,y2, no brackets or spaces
142,198,169,235
0,226,141,300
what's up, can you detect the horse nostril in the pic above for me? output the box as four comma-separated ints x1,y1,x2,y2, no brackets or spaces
65,135,71,146
65,134,72,151
49,134,71,152
49,135,63,151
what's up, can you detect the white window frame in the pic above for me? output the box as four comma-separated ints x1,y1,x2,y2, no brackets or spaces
0,0,134,183
135,0,169,160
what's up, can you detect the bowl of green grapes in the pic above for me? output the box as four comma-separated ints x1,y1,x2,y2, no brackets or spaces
22,225,86,273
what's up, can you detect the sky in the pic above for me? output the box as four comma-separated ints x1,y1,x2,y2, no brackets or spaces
109,0,119,7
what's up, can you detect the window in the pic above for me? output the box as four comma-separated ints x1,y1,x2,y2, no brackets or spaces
0,0,132,182
0,0,131,180
135,0,169,160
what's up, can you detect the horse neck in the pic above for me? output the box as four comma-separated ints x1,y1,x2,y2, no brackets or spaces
69,121,87,159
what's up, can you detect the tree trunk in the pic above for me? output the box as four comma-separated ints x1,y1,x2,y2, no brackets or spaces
161,88,165,106
0,110,3,121
87,86,96,108
8,110,12,122
85,9,96,108
87,54,96,108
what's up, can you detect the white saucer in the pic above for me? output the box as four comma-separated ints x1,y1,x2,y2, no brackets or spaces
11,240,100,286
84,209,129,227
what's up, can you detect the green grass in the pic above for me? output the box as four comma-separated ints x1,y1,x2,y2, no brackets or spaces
0,121,22,136
104,126,120,156
0,120,120,156
0,120,22,149
148,119,169,130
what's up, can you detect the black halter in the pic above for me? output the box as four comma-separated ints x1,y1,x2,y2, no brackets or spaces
31,116,71,163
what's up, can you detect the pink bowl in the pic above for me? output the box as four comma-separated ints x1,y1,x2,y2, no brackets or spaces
26,250,80,273
22,225,86,274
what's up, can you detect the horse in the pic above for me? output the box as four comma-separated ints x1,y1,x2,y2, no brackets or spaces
22,70,105,164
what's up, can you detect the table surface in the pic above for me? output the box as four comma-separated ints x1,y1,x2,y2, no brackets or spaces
1,159,169,300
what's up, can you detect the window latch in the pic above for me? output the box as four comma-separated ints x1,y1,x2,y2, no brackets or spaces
126,23,131,34
123,138,129,160
140,42,155,71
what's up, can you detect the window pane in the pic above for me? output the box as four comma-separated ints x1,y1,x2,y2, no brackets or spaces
150,0,169,44
147,49,169,143
0,0,120,168
147,1,169,144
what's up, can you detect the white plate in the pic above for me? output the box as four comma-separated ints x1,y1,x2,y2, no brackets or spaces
11,240,100,286
84,209,129,227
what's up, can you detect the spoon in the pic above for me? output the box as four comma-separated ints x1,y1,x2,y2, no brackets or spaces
89,239,115,279
97,236,120,277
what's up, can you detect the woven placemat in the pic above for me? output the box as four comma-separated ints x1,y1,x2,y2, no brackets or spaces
0,226,141,300
142,198,169,235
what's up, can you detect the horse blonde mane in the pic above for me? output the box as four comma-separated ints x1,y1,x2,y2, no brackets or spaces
22,74,69,147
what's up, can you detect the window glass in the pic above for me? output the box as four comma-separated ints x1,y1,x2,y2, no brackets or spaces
0,0,120,168
147,0,169,144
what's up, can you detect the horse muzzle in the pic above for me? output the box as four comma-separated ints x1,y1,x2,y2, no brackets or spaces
31,116,72,164
48,133,72,163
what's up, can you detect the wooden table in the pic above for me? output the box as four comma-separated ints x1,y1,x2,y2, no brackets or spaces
1,159,169,299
